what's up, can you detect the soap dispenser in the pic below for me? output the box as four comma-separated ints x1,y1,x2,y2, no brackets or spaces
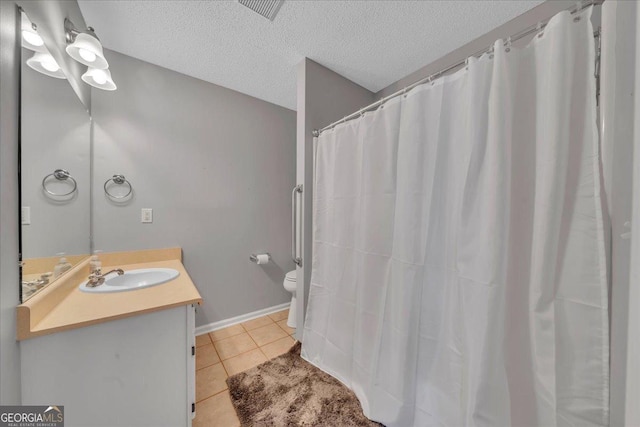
90,250,102,275
52,253,72,279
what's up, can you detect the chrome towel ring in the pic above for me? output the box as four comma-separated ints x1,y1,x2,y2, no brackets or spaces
104,174,132,199
42,169,77,196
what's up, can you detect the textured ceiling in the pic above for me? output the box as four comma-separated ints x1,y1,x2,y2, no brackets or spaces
78,0,543,110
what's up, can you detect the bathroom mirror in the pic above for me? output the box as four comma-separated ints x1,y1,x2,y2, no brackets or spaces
19,11,91,302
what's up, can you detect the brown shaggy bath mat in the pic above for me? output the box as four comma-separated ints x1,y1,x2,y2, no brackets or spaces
226,342,382,426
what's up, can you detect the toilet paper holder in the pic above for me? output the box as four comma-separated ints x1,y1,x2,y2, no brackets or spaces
249,253,271,264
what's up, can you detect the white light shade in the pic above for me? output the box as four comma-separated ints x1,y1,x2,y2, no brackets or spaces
21,29,46,52
82,68,116,91
66,33,108,69
26,52,66,79
21,14,46,52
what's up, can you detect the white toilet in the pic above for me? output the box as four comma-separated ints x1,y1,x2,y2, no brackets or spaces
283,270,296,328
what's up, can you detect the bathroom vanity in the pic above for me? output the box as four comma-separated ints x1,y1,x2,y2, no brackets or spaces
17,248,202,427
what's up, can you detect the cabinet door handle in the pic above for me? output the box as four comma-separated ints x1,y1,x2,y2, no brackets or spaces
291,185,303,267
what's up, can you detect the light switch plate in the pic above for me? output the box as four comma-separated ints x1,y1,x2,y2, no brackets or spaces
21,207,31,225
141,208,153,223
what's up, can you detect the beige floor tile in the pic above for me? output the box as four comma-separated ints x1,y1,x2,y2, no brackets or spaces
268,309,289,322
276,319,295,335
193,390,240,427
196,343,220,370
247,323,288,347
223,348,268,376
195,333,211,347
241,315,273,331
209,324,245,342
196,363,228,403
260,336,295,360
214,332,257,360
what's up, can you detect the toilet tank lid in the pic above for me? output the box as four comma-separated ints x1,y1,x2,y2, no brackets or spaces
285,270,296,282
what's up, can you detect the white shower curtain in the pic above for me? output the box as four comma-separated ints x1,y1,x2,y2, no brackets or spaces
301,8,609,427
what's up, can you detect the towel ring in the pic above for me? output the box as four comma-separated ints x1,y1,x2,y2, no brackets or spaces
42,169,77,196
104,174,132,199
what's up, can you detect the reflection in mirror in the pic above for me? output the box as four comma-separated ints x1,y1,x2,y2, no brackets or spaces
20,11,91,302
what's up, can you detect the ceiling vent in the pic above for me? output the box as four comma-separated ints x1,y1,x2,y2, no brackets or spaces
238,0,284,21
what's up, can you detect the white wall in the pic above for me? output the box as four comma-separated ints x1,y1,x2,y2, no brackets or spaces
91,49,297,327
296,58,374,339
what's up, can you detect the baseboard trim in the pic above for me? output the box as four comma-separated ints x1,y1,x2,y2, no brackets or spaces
195,302,290,336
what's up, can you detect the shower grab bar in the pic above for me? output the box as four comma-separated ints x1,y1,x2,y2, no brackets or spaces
291,185,303,267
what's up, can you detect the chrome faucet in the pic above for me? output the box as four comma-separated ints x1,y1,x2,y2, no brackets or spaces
21,272,53,298
22,272,52,288
86,268,124,288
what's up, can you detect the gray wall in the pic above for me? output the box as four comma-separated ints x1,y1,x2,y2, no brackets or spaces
602,1,637,424
295,58,374,340
0,0,21,405
21,50,91,259
92,49,296,327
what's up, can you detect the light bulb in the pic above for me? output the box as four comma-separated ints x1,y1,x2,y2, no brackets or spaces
22,30,43,47
82,68,115,90
92,70,107,84
78,48,96,63
41,60,60,72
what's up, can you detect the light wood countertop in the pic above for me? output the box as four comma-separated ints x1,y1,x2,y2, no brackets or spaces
17,248,202,340
22,254,88,275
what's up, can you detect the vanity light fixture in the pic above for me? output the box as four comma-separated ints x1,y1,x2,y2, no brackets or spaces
22,26,45,52
64,18,108,69
65,18,116,91
21,16,46,52
26,52,66,79
21,14,66,79
82,67,117,91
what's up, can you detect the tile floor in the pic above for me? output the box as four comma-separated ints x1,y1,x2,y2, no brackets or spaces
193,309,295,427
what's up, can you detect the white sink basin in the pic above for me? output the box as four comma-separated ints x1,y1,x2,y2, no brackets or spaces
79,268,179,293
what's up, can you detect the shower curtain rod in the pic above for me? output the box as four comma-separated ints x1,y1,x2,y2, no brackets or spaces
312,0,604,137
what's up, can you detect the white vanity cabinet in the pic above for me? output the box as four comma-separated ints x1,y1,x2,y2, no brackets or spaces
20,304,197,427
